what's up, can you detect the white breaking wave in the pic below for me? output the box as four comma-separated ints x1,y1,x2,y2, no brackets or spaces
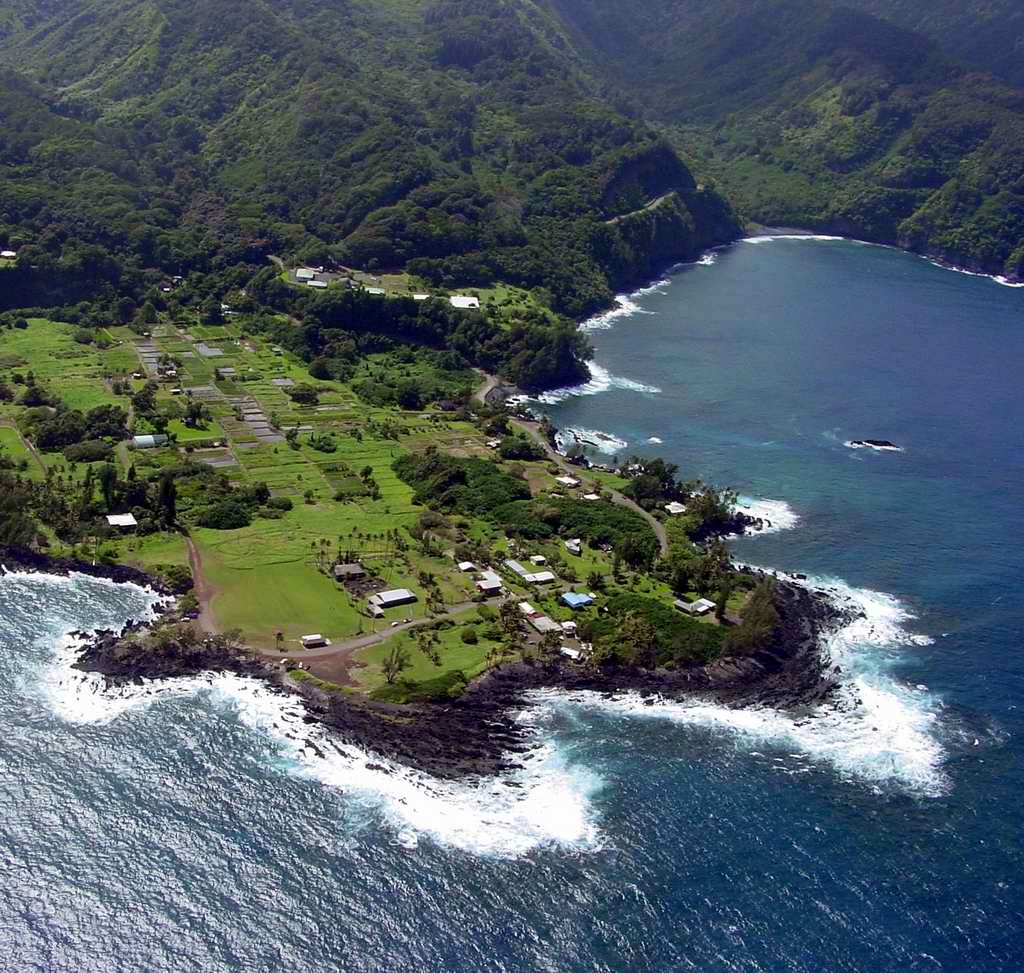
580,294,654,333
557,426,629,455
735,497,801,535
844,440,904,453
647,436,664,444
534,362,661,404
554,576,945,796
743,234,846,244
42,638,602,858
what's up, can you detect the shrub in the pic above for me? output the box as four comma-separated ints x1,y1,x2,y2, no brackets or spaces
266,496,293,511
63,440,112,463
461,626,479,644
195,499,251,530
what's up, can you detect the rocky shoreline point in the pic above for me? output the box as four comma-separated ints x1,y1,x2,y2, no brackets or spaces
57,565,854,781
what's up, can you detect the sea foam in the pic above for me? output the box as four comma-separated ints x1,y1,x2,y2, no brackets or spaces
735,497,801,535
42,637,603,858
557,426,629,455
554,576,945,796
534,362,661,404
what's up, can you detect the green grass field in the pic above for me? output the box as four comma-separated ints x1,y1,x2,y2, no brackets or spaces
350,622,498,695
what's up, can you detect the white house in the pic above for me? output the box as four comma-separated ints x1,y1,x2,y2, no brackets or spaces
529,555,547,566
665,501,687,516
565,538,582,556
301,634,329,648
457,561,476,573
295,268,315,281
582,493,601,502
518,601,538,617
449,295,480,310
530,615,561,634
555,475,580,488
412,294,430,301
0,250,16,259
307,279,328,289
106,513,138,529
366,286,386,295
525,570,556,585
675,597,716,616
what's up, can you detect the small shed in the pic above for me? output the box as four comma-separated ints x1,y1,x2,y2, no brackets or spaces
295,268,315,281
106,513,138,530
555,475,580,488
457,561,476,573
529,555,547,566
665,501,687,516
0,250,17,259
560,646,582,661
582,493,601,502
307,279,328,289
565,538,582,556
301,634,329,648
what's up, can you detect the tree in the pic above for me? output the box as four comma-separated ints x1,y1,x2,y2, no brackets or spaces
184,400,212,429
586,570,605,591
137,301,157,325
0,474,37,546
725,580,779,655
275,631,285,652
382,641,411,684
158,473,177,525
538,629,561,662
619,612,659,668
98,463,118,510
716,576,734,622
498,599,522,636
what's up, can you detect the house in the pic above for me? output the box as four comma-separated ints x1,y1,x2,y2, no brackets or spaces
504,559,531,580
555,475,580,488
307,279,328,289
486,439,503,449
301,634,329,648
560,646,582,661
449,295,480,310
562,592,594,610
130,434,169,449
560,620,578,635
529,555,547,566
565,538,582,556
369,588,418,611
412,294,430,301
457,561,476,573
476,570,503,595
530,615,562,635
0,250,16,259
295,268,315,281
675,597,716,616
518,601,537,617
526,571,556,584
665,501,687,516
106,513,138,529
366,286,386,295
333,562,366,581
582,493,601,502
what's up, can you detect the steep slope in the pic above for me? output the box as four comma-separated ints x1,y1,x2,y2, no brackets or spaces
546,0,1024,280
845,1,1024,89
0,0,738,317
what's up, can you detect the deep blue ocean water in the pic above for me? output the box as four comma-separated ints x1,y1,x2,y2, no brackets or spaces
2,237,1022,971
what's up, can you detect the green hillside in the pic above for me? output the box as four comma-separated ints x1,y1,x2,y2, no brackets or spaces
0,0,738,327
546,0,1024,280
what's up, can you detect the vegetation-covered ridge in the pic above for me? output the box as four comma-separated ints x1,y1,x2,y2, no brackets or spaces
0,0,738,325
547,0,1024,281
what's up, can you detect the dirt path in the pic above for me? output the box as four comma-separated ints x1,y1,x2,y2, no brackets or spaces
473,369,502,405
184,534,218,633
1,421,47,477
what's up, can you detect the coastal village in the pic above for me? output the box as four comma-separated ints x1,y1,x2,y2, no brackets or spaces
0,264,760,705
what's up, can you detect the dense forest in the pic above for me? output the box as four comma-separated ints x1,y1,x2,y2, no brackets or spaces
548,0,1024,280
0,0,737,322
0,0,1021,353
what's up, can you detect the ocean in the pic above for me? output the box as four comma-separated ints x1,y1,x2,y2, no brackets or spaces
2,237,1022,971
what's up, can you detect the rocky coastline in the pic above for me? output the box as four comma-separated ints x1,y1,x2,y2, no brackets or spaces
65,577,852,781
0,544,174,594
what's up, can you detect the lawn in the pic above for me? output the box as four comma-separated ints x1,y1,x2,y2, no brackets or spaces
350,620,498,695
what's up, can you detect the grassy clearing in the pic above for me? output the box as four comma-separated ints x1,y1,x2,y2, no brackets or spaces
350,622,499,696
